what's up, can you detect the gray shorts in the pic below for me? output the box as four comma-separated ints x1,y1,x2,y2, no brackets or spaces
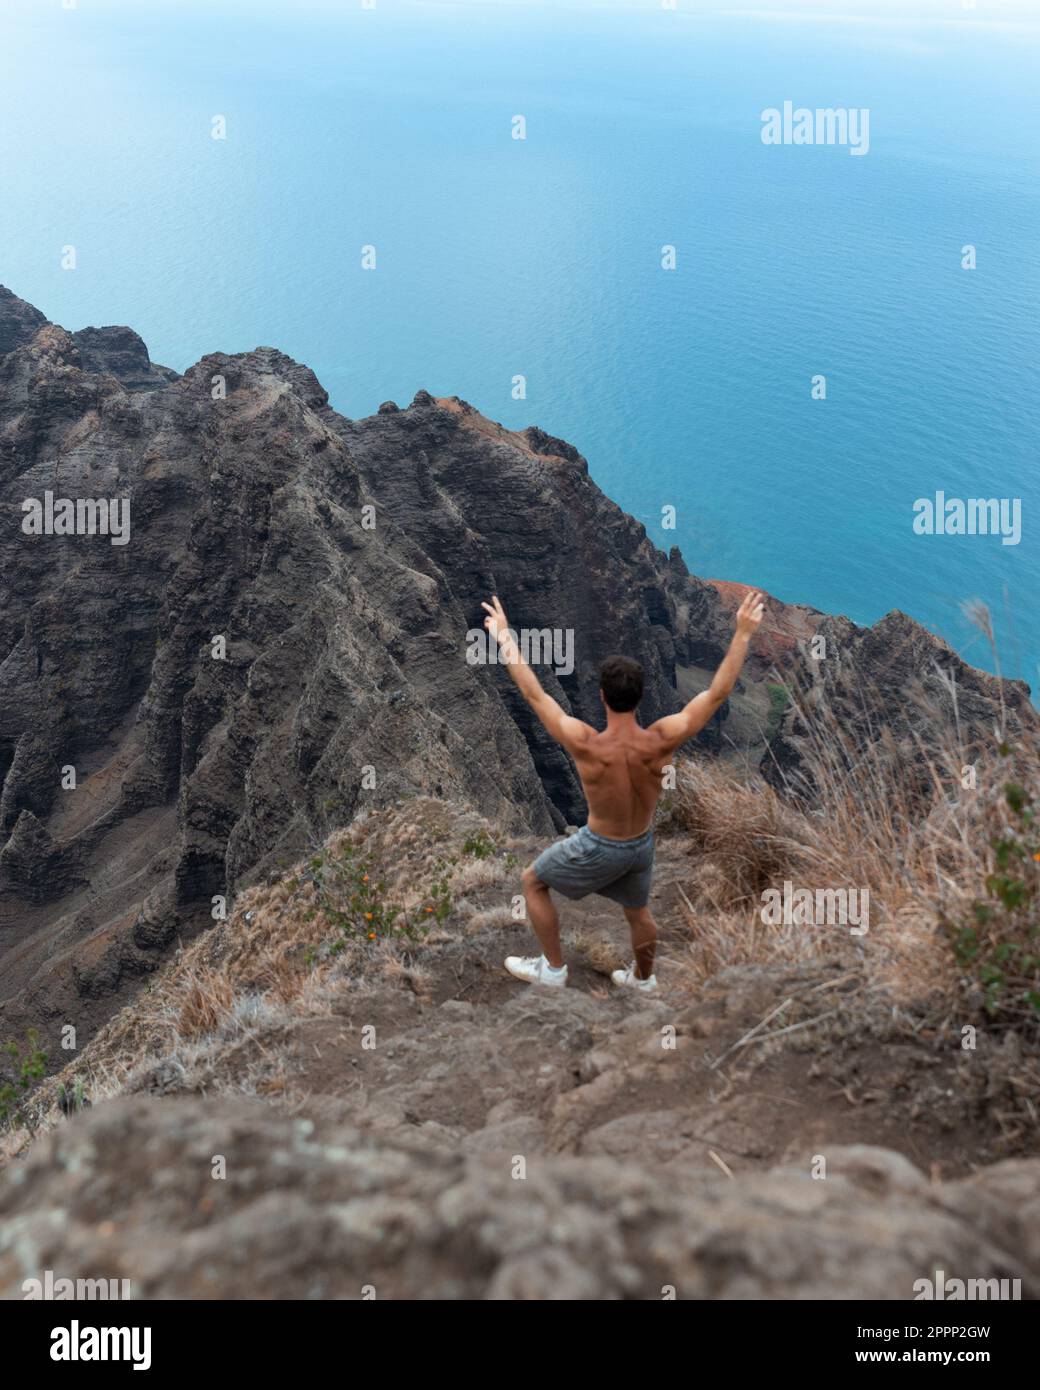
531,825,655,909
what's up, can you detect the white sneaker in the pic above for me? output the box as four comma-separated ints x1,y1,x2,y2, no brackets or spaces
504,954,568,988
611,963,658,993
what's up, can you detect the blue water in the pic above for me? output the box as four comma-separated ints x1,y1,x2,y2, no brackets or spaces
2,0,1038,690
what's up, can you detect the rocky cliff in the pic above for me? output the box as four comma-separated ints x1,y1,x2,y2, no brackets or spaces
0,285,1034,1050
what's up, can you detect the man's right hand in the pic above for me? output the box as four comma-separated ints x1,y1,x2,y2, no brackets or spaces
481,595,516,660
735,589,765,638
647,587,765,752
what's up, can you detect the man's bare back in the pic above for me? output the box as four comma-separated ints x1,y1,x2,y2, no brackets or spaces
480,590,765,989
568,722,671,840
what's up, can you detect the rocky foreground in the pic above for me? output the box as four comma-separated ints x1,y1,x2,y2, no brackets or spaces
0,798,1036,1300
3,1094,1037,1300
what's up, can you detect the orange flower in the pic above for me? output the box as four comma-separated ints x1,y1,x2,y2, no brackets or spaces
425,906,433,913
368,932,376,940
362,873,369,882
1033,851,1040,861
365,912,373,920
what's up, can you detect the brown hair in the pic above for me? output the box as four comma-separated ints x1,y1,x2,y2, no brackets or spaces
599,655,644,713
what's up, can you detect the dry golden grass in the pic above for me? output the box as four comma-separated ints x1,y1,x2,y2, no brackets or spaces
670,901,841,988
464,903,515,935
670,757,814,906
380,954,435,996
174,967,237,1042
660,726,1040,1160
671,639,1040,1040
569,925,625,977
450,857,511,895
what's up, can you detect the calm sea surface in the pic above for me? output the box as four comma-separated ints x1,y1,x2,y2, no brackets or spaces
2,0,1037,688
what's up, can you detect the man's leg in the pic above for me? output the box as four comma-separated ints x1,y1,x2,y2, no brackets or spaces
623,905,657,980
522,864,564,968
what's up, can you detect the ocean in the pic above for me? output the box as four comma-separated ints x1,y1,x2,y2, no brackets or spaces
2,0,1037,688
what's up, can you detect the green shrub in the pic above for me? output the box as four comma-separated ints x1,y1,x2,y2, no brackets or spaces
57,1075,89,1117
766,682,790,738
461,828,499,860
305,843,451,951
0,1029,48,1134
944,745,1040,1028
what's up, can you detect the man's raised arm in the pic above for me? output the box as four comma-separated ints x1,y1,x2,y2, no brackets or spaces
481,595,591,751
649,589,765,751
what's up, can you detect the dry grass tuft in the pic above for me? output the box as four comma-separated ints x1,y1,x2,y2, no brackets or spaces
570,926,625,978
465,903,515,935
174,967,237,1042
670,758,814,906
672,901,842,987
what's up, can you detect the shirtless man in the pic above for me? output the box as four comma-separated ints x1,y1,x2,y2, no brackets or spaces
481,590,765,993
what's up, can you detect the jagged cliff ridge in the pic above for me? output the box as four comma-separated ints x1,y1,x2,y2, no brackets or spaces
0,285,1034,1046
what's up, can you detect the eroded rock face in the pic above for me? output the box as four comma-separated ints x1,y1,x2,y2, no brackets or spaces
70,325,179,391
0,287,47,358
0,1095,1035,1299
0,285,1033,1047
335,395,734,817
762,609,1038,799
